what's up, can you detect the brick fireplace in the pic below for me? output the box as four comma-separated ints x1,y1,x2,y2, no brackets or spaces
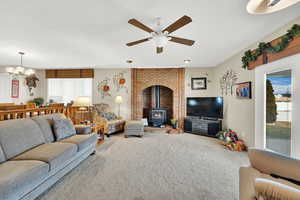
131,68,185,127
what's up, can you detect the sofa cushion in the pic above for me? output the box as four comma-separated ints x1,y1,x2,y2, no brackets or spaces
255,178,300,200
249,148,300,182
0,146,6,163
107,120,125,127
13,142,77,170
0,160,49,200
0,119,45,159
60,134,97,152
53,118,76,140
32,114,66,143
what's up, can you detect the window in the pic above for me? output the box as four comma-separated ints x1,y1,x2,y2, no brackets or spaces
47,78,92,104
0,73,12,103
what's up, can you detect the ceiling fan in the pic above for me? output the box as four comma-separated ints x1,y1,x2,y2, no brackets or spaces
126,15,195,54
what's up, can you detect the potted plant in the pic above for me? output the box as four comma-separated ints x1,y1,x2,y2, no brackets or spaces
29,97,44,107
170,119,178,129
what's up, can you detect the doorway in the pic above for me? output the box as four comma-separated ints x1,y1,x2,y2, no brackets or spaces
255,55,300,158
265,70,292,156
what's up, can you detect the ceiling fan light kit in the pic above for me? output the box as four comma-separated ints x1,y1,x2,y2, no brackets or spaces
149,31,171,48
126,15,195,54
247,0,300,14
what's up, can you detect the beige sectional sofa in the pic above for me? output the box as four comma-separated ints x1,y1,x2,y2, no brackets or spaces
0,114,97,200
240,148,300,200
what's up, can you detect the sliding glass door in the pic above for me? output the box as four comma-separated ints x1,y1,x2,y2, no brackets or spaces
265,70,292,156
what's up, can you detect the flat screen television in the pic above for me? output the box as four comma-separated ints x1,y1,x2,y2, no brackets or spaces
187,97,223,119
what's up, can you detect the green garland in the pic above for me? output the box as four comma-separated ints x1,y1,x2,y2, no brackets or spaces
242,24,300,69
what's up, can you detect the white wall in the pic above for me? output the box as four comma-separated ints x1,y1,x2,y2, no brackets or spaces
93,68,132,120
213,16,300,147
0,67,46,104
213,55,255,146
185,68,216,97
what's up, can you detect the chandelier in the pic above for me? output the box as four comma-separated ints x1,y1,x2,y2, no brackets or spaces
6,52,35,76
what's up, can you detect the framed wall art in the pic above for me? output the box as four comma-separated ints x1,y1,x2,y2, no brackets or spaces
236,81,252,99
11,79,19,98
191,78,207,90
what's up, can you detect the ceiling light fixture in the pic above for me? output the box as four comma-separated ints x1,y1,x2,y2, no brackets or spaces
6,52,35,77
268,0,281,7
247,0,300,14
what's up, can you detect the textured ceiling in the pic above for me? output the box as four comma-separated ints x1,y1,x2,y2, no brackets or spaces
0,0,299,69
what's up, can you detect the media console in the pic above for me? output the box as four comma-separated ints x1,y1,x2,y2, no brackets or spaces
184,116,222,137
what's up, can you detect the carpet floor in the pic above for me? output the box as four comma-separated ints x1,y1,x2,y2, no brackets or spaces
37,132,249,200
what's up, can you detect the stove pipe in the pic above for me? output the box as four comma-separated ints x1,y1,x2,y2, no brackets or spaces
155,86,160,108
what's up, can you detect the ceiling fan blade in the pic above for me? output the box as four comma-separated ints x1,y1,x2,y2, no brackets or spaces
126,38,151,46
169,36,195,46
128,19,155,33
163,15,192,34
157,47,163,54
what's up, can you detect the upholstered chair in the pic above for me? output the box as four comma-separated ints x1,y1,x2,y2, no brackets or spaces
240,148,300,200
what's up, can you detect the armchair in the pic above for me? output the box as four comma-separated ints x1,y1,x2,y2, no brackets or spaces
240,148,300,200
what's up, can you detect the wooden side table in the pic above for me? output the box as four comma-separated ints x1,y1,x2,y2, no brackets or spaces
91,124,105,142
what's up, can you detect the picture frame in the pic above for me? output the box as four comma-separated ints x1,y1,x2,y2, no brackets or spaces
236,81,252,99
11,79,19,98
191,78,207,90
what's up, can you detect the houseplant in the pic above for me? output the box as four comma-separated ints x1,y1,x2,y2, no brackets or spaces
29,97,44,107
170,118,178,129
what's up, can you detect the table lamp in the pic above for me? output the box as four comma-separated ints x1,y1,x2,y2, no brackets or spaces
115,96,123,118
74,96,92,111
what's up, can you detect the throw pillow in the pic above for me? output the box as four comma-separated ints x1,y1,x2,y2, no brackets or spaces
53,118,76,140
107,112,117,120
101,112,117,121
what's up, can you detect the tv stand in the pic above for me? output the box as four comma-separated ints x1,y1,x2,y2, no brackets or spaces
201,117,219,121
184,116,222,137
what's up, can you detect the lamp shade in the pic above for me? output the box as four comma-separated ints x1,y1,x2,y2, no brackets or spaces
74,96,92,107
115,96,123,104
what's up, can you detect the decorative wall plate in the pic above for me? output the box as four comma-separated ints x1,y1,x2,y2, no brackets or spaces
98,78,111,99
113,71,128,93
